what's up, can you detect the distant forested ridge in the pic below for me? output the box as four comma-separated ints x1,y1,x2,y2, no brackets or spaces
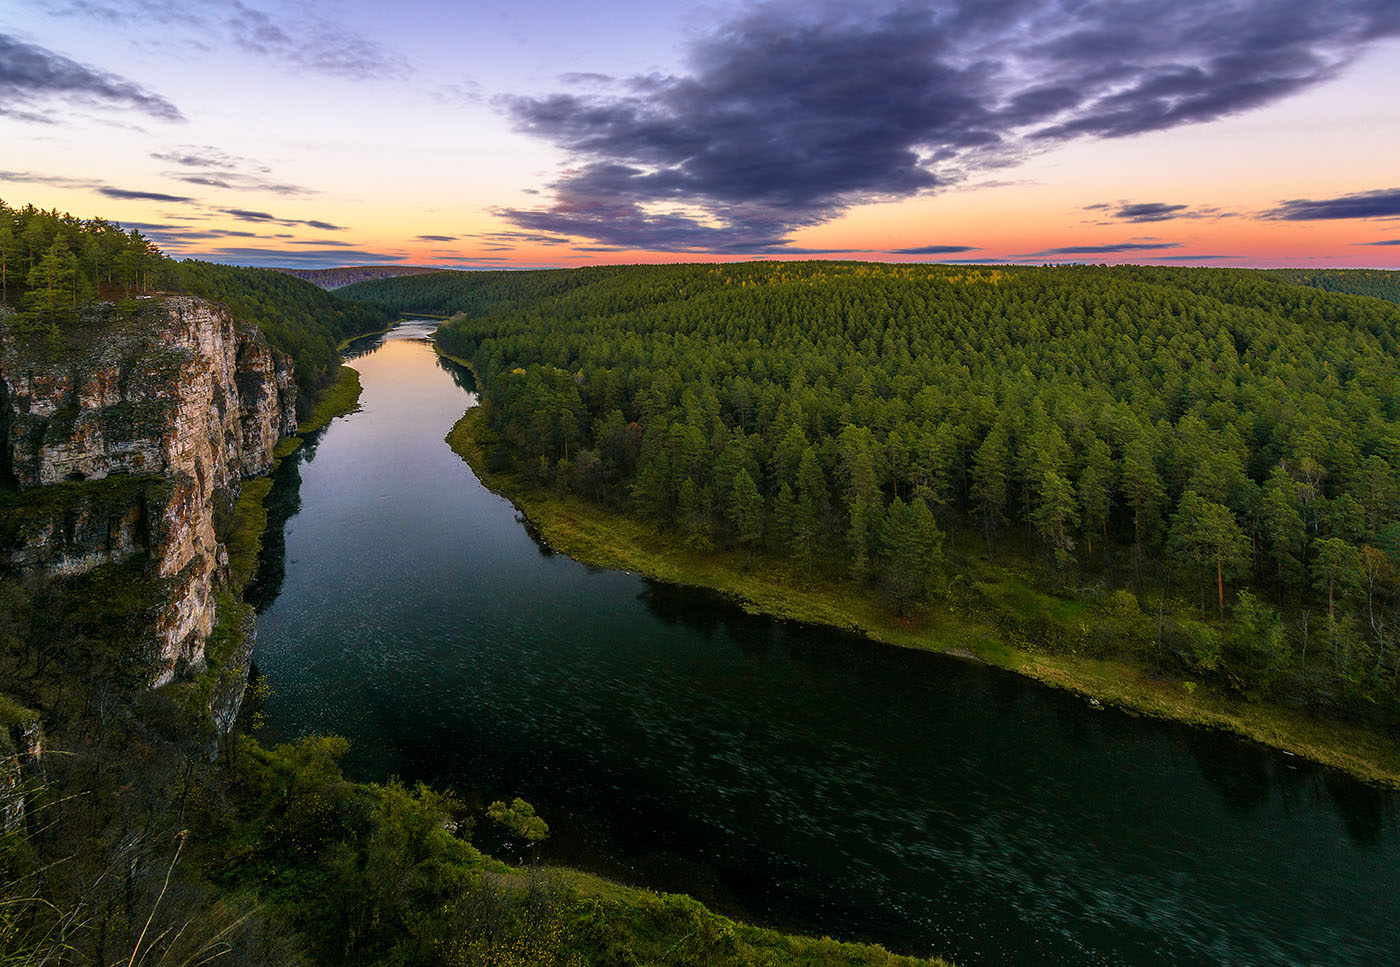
273,265,447,290
1267,268,1400,306
175,262,392,400
336,266,611,316
345,261,1400,724
0,200,393,404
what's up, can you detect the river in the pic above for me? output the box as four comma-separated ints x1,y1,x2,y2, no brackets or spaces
251,322,1398,966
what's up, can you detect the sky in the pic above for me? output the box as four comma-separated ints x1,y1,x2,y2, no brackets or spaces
4,0,1400,270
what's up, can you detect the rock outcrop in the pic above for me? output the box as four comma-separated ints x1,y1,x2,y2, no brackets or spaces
0,297,296,685
0,698,43,832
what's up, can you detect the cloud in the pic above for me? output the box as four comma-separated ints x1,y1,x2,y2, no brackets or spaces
0,169,202,205
888,244,978,255
219,208,347,230
0,33,183,121
466,231,574,246
1028,242,1182,256
499,0,1400,252
98,186,195,202
1143,254,1240,260
225,0,408,79
169,173,311,194
192,246,408,268
1355,238,1400,246
1265,188,1400,220
41,0,407,80
151,145,267,170
0,170,92,189
416,235,457,242
148,144,312,194
111,223,284,249
1109,202,1189,222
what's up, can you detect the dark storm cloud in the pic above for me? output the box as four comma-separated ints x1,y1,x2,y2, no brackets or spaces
1029,242,1182,256
98,187,195,202
500,0,1400,252
0,33,183,121
1265,188,1400,220
219,208,347,231
888,244,978,255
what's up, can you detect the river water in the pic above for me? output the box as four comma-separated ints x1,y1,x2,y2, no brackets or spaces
252,322,1398,966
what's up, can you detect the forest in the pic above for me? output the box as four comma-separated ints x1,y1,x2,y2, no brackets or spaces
0,200,392,403
343,261,1400,727
2,204,932,965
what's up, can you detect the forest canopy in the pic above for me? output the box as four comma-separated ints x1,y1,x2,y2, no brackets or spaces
345,261,1400,724
0,199,392,400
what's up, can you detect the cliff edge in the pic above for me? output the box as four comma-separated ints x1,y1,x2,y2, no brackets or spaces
0,296,296,685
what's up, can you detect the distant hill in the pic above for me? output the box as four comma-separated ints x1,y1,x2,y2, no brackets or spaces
1267,268,1400,305
272,265,450,290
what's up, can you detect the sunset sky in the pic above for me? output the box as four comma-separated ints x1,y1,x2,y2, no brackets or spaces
4,0,1400,270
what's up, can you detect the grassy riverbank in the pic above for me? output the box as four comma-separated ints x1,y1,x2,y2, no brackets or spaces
446,406,1400,788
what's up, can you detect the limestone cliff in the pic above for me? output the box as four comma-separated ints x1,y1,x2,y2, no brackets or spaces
0,297,296,685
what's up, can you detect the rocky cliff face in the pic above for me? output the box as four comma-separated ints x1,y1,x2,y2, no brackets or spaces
0,297,296,685
1,701,43,833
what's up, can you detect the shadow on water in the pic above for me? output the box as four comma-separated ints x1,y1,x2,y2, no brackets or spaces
435,352,478,393
1323,772,1396,847
1186,729,1275,815
246,447,302,613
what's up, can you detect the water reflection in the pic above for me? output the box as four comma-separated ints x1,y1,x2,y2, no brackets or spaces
252,322,1400,966
1187,730,1274,815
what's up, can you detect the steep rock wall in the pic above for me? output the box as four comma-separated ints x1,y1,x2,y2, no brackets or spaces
0,297,296,684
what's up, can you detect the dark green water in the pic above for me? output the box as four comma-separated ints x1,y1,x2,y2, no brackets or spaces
253,323,1398,966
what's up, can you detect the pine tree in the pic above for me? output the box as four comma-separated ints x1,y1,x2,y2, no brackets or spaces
1169,491,1250,617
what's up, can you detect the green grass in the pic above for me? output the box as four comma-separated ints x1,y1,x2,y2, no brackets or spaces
296,365,362,436
539,866,946,966
164,592,253,721
447,408,1400,789
225,476,273,594
265,364,364,464
0,694,37,734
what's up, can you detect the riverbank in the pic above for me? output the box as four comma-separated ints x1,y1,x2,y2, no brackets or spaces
209,736,950,967
445,405,1400,789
